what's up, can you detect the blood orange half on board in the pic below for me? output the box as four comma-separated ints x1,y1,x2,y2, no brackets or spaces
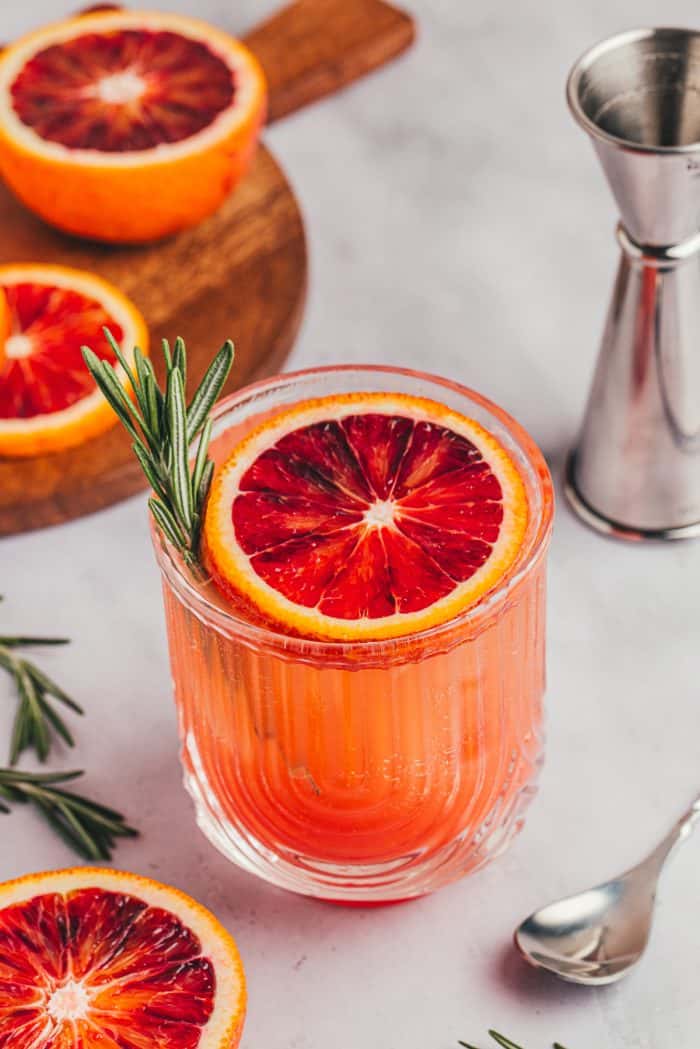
0,867,246,1049
0,263,147,457
204,392,529,641
0,10,267,242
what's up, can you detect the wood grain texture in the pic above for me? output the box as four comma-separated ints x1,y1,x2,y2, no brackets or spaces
0,0,415,536
245,0,416,123
0,146,307,535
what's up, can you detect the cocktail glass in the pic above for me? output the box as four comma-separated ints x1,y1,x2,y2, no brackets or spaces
153,365,554,902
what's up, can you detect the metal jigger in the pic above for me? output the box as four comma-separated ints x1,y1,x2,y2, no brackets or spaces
566,28,700,540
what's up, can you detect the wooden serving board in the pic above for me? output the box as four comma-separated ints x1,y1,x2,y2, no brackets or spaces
0,0,414,536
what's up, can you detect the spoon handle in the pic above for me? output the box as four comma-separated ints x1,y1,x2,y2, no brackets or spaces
646,793,700,871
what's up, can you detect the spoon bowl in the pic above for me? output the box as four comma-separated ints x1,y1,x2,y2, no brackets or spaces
514,795,700,985
515,872,655,985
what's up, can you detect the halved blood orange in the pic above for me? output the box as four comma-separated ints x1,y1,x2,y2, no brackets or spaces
204,392,529,641
0,10,267,242
0,263,148,457
0,867,246,1049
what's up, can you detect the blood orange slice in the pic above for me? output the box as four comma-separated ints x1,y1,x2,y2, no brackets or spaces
0,263,148,457
0,866,246,1049
204,392,529,641
0,10,266,242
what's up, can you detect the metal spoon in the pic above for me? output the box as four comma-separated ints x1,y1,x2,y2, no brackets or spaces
514,794,700,985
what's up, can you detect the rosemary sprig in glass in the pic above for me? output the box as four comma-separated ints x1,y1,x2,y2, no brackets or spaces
0,768,138,861
82,330,234,569
0,599,82,765
460,1033,569,1049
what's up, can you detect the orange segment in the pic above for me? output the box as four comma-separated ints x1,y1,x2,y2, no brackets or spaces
0,289,8,371
203,392,529,641
0,263,148,457
0,867,246,1049
0,10,267,242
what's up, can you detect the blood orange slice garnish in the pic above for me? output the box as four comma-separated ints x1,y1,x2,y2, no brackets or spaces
0,867,246,1049
0,10,266,242
0,263,148,457
204,392,529,641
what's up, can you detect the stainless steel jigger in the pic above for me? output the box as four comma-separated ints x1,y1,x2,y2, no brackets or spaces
566,28,700,540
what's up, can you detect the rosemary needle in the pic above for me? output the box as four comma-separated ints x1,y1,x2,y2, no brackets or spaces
458,1033,570,1049
490,1033,526,1049
0,636,69,647
82,330,234,569
0,768,138,861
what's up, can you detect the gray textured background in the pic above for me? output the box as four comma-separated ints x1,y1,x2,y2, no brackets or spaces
2,2,700,1046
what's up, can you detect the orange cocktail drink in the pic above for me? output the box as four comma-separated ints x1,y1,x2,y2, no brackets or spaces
154,365,553,902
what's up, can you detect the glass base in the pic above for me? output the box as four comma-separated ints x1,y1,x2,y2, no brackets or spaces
183,756,541,903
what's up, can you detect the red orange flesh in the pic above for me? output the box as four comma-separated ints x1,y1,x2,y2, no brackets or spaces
204,392,529,641
0,263,147,457
0,867,246,1049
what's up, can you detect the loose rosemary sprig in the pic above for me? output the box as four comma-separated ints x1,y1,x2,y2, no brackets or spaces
460,1034,569,1049
82,330,234,568
0,597,137,859
0,598,82,765
0,768,138,861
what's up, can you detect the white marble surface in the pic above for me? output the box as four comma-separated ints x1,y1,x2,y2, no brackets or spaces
3,2,700,1047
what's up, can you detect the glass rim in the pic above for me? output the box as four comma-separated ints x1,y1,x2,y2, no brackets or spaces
153,363,554,663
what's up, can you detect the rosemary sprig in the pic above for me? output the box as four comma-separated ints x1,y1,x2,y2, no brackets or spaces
0,768,138,861
82,330,234,568
0,597,137,859
459,1034,569,1049
0,604,82,765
